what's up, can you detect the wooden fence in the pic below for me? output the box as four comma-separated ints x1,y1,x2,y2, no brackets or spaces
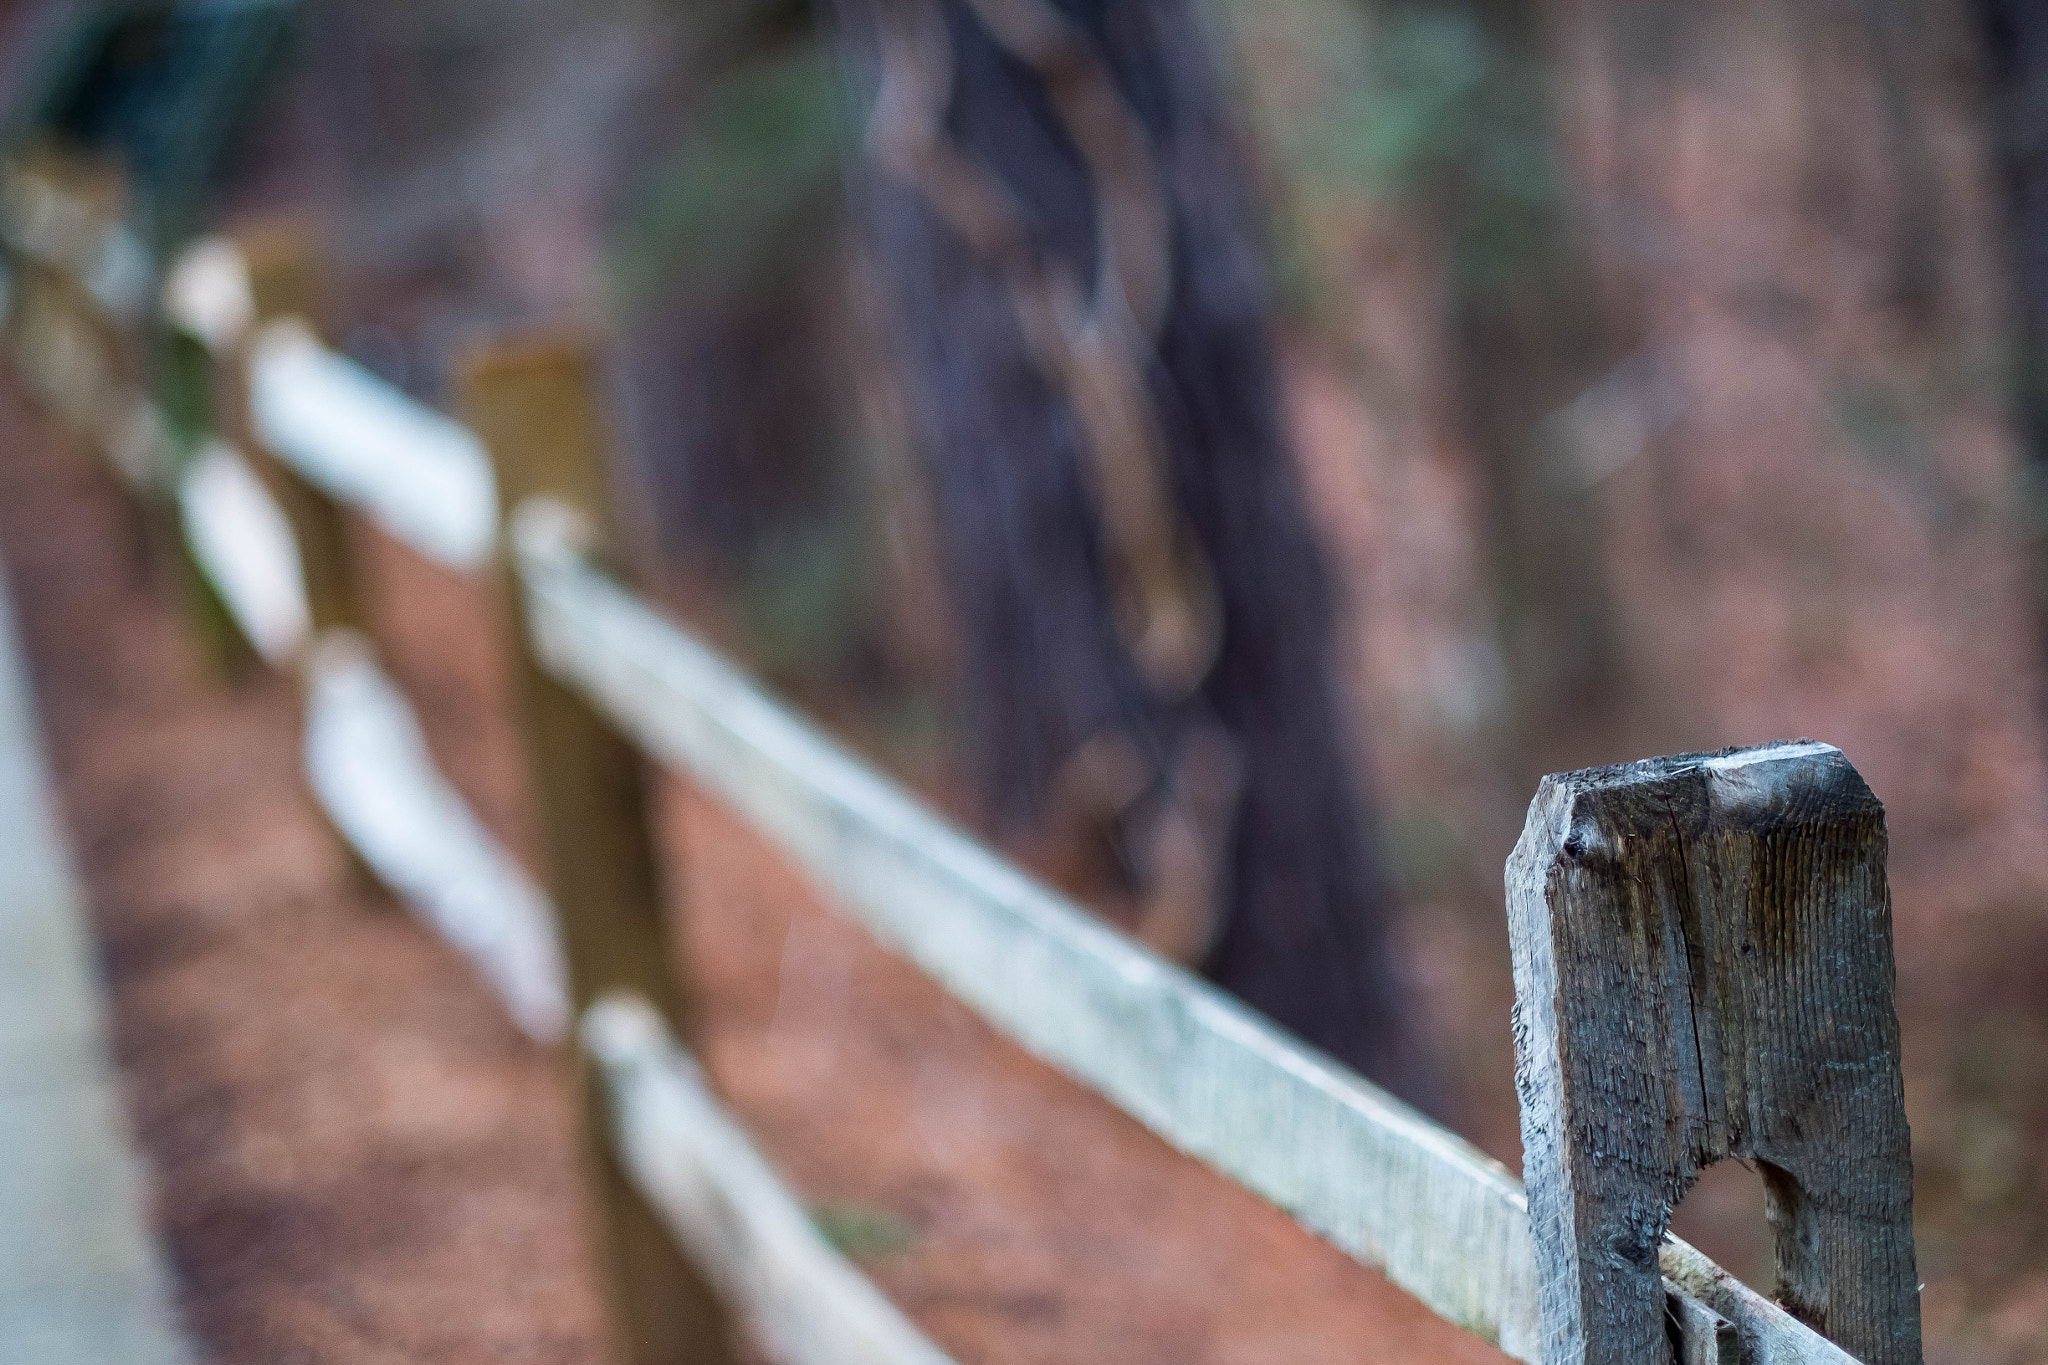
0,152,1920,1365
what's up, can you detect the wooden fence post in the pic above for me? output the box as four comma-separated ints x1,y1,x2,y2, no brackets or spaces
2,152,247,677
5,150,137,437
1507,742,1920,1365
457,330,735,1365
228,219,365,639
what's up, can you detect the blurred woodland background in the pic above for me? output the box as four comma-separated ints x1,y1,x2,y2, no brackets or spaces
8,0,2048,1359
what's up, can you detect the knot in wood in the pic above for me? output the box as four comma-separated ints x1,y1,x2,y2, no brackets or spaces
1507,742,1919,1365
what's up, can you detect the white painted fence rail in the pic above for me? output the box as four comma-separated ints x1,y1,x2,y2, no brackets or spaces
108,236,566,1042
162,239,499,571
149,363,568,1039
304,636,568,1042
167,447,570,1039
246,321,498,571
509,499,1858,1365
583,994,958,1365
175,441,312,665
10,194,1879,1365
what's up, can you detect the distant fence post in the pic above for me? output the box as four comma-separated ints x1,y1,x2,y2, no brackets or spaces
458,331,735,1365
1507,742,1920,1365
229,219,365,639
0,151,245,676
4,151,136,436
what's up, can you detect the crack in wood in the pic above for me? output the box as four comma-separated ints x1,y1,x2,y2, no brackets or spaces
1509,746,1920,1365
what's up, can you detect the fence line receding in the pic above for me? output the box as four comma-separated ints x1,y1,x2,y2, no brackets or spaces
0,159,1917,1365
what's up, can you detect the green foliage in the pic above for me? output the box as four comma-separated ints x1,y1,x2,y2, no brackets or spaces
154,323,213,462
1220,0,1564,290
604,39,846,319
736,513,873,679
1307,8,1485,193
1384,805,1469,898
810,1203,918,1260
1829,372,1988,535
1832,380,1929,474
1321,4,1558,286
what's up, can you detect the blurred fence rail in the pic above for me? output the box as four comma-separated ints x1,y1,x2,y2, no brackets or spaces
0,148,1905,1365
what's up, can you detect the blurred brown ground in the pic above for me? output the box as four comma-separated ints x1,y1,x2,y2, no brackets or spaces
0,371,1515,1359
11,223,2048,1357
8,4,2048,1354
0,381,609,1363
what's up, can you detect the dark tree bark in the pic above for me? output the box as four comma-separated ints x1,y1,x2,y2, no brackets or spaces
1975,0,2048,729
620,276,847,574
1979,0,2048,468
828,0,1424,1095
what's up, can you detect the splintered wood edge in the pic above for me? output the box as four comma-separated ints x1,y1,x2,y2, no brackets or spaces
583,995,959,1365
1513,743,1887,1365
512,504,1863,1365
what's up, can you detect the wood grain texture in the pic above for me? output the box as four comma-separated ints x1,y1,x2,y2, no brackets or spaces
1670,1291,1740,1365
461,337,736,1365
1508,744,1920,1365
508,507,1868,1365
583,995,960,1365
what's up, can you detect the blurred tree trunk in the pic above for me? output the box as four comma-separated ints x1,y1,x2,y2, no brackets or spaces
620,276,847,574
827,0,1426,1096
1978,0,2048,469
1398,0,1629,770
1976,0,2048,726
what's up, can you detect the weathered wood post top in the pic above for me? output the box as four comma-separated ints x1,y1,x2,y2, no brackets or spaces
1508,741,1919,1365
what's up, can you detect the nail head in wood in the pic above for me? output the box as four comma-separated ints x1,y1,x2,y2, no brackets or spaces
1508,742,1919,1365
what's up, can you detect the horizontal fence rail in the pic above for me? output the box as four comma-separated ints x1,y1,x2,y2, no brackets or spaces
304,636,568,1041
509,500,1858,1365
175,439,311,663
247,320,497,570
2,208,571,1044
0,158,1902,1365
584,994,958,1365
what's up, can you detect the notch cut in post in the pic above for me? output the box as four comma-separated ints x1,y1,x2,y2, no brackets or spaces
1508,742,1919,1365
458,331,735,1365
